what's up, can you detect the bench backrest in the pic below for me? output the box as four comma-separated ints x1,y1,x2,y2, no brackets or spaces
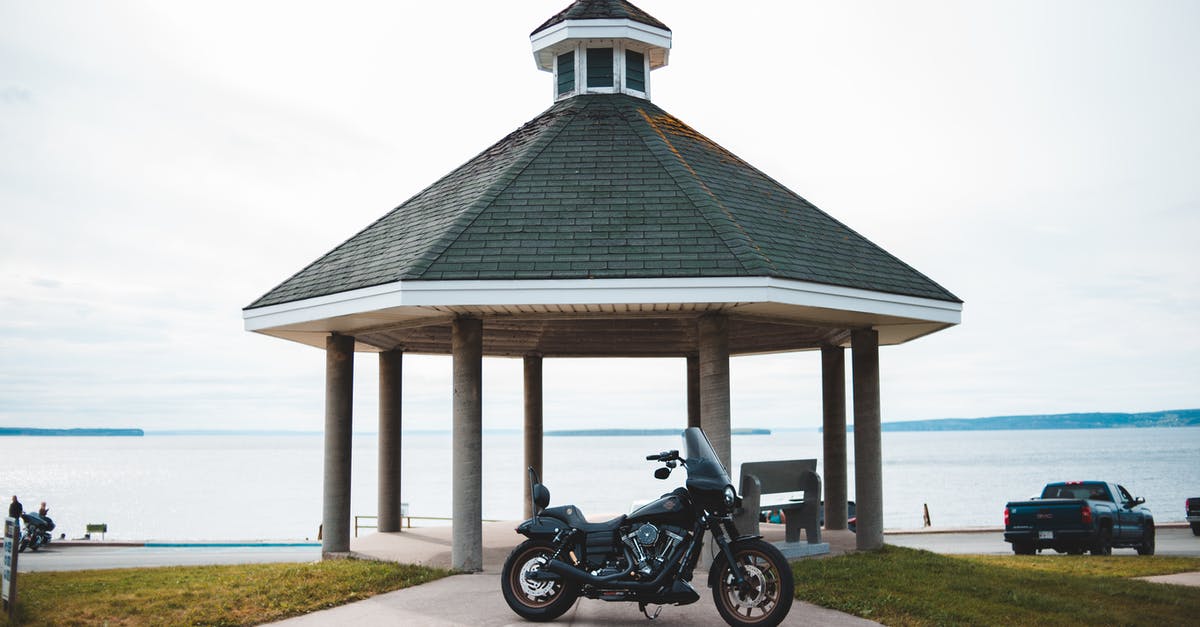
740,459,818,495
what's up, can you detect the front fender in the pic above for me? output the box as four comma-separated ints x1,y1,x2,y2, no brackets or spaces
706,536,763,590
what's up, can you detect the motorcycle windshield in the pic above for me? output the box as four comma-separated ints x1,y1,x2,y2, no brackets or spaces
682,427,732,491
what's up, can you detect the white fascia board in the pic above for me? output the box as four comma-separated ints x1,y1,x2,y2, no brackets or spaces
531,19,671,70
243,277,961,332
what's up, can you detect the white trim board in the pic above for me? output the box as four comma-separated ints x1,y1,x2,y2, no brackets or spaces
243,276,961,332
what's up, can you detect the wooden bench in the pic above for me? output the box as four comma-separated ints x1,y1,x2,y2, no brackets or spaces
733,459,822,544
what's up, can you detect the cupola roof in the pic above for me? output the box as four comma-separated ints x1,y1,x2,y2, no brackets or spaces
531,0,670,36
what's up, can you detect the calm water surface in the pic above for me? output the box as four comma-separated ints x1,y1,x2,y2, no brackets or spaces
2,427,1196,540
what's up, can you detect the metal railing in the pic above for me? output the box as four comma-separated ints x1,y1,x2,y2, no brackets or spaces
353,513,500,537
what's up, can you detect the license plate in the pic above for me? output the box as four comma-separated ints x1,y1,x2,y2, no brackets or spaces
1038,531,1053,540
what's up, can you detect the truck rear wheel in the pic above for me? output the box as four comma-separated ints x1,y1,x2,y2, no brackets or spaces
1012,542,1035,555
1191,522,1199,536
1091,528,1112,556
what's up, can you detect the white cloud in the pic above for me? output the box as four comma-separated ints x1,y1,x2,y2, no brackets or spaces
1,1,1197,431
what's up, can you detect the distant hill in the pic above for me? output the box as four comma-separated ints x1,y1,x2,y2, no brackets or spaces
851,409,1200,432
547,428,771,437
0,427,144,436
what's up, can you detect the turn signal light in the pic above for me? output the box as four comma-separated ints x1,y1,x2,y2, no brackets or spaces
1081,504,1093,525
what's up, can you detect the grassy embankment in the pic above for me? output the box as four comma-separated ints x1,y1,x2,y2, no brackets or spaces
792,545,1200,626
0,559,450,627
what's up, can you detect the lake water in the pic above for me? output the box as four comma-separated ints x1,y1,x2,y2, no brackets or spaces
2,427,1197,541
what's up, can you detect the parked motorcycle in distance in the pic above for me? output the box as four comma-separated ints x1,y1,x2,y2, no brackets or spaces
19,512,56,552
501,427,794,626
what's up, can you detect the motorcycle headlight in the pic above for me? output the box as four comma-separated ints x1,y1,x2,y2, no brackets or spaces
724,486,737,508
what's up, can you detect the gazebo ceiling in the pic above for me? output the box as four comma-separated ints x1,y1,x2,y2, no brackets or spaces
244,275,959,356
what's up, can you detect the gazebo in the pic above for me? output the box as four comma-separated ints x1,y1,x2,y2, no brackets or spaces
244,0,961,571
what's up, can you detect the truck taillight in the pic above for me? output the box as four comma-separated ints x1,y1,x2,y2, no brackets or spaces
1081,504,1092,525
1004,507,1010,526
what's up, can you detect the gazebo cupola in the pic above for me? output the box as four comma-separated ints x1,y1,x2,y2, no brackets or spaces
531,0,671,101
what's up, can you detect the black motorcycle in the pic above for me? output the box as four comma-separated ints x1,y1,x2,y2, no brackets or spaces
501,427,794,626
19,512,55,552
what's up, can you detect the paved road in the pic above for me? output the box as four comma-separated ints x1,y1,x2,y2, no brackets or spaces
14,527,1197,572
887,526,1199,556
14,544,320,572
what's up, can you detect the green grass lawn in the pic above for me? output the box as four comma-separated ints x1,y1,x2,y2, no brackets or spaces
0,559,450,627
792,545,1200,626
5,548,1197,626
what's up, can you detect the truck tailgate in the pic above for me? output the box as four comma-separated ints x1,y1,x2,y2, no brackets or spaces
1007,499,1088,531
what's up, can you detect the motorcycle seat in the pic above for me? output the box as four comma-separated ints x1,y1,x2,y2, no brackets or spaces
542,506,626,533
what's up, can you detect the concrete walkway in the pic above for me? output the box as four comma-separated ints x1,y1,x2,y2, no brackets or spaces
1137,571,1200,587
271,570,878,626
268,522,1200,626
270,521,877,626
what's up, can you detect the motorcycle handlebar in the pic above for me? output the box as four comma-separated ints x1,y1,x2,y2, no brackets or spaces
646,450,679,461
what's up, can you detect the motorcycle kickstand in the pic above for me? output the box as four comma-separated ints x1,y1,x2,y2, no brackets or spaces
639,602,663,620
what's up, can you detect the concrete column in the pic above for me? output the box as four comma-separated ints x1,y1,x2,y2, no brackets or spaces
698,315,731,471
821,345,848,530
322,333,354,556
852,328,883,550
378,349,403,533
686,354,701,429
523,353,543,519
452,317,483,571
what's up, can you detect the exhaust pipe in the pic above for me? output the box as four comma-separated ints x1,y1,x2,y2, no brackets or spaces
543,542,688,592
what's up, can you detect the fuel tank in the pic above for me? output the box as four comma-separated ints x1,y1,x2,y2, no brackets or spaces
629,488,692,526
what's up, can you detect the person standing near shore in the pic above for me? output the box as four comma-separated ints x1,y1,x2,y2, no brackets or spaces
8,495,22,518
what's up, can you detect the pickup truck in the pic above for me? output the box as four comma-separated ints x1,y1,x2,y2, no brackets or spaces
1004,481,1154,556
1188,497,1200,536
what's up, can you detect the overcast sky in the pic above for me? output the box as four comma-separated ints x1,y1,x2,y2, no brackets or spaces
2,0,1197,432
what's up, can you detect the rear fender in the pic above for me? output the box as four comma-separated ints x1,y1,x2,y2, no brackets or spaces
516,516,564,539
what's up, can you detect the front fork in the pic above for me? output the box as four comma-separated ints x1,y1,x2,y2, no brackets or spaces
705,514,752,588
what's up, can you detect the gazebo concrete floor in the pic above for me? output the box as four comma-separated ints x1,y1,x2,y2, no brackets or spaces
346,519,856,570
267,521,875,627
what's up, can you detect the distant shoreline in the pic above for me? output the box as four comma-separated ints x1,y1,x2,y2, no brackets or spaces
546,428,771,437
856,409,1200,432
5,408,1196,436
0,427,144,437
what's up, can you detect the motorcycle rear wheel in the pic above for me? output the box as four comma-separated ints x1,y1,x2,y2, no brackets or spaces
500,539,579,622
711,539,794,627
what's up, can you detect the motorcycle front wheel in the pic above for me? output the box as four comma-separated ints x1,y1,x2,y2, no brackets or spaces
711,539,794,627
500,539,579,622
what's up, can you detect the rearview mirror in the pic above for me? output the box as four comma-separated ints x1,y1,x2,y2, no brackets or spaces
654,467,671,480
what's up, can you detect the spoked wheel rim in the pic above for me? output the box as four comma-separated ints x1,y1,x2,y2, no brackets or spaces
509,546,565,609
718,548,786,623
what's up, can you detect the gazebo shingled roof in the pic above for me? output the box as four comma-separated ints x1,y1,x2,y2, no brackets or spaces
245,96,959,356
250,95,957,307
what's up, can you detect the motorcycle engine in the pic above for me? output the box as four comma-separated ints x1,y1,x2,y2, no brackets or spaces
622,523,687,577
